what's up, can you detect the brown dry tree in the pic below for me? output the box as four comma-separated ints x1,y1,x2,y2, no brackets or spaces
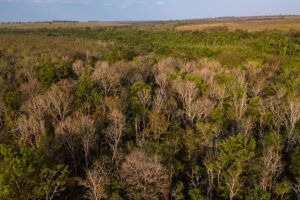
121,151,170,200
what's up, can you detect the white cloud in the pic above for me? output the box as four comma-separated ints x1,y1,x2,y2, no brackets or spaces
156,1,163,6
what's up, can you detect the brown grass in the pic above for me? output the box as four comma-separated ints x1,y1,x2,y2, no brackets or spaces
0,22,130,29
176,16,300,32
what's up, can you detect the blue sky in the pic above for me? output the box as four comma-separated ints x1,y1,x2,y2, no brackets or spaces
0,0,299,22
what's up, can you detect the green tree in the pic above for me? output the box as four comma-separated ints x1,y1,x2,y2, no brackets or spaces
216,134,256,200
0,144,69,200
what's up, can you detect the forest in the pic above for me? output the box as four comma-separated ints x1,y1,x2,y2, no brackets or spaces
0,20,299,199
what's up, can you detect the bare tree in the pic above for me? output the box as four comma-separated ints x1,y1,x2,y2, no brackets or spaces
260,132,284,190
105,109,126,164
174,80,198,122
78,114,97,168
153,88,167,113
45,80,74,122
72,60,85,77
84,161,111,200
91,62,120,97
280,96,300,151
15,114,45,147
229,90,248,134
24,94,48,121
56,112,96,173
121,152,170,200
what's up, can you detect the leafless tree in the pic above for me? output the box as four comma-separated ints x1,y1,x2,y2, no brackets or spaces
72,60,86,77
56,112,96,173
260,132,284,190
229,91,248,134
45,80,74,122
24,94,48,121
84,160,111,200
195,97,216,120
121,151,170,200
280,96,300,151
91,62,120,97
174,80,198,122
19,79,42,99
145,110,169,141
15,114,45,147
204,151,218,200
137,88,151,109
78,114,97,168
153,88,167,113
105,109,126,164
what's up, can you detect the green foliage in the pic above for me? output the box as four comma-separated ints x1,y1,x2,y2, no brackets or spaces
219,134,256,166
5,91,20,112
37,62,60,87
171,181,185,200
289,147,300,179
247,97,261,121
273,178,291,199
32,165,70,200
214,73,237,86
246,184,270,200
0,144,69,200
211,107,225,121
216,134,256,199
217,51,244,67
189,189,206,200
106,45,137,63
75,75,102,112
264,132,283,151
130,81,151,95
185,74,207,95
130,81,152,114
168,71,207,95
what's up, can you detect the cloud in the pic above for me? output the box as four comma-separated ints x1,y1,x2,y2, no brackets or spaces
156,1,163,6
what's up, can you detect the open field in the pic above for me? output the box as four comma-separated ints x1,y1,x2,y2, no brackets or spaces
176,16,300,31
0,21,130,29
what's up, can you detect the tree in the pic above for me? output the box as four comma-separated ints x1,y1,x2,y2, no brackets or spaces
0,144,69,200
33,165,70,200
260,132,283,190
280,95,300,151
174,80,198,122
44,80,74,122
91,62,120,97
56,112,96,173
144,110,169,141
15,114,46,147
121,152,170,200
105,109,126,164
216,134,256,200
84,161,111,200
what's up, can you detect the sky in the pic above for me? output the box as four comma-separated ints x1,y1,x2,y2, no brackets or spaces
0,0,299,22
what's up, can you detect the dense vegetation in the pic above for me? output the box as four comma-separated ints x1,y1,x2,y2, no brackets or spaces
0,23,299,200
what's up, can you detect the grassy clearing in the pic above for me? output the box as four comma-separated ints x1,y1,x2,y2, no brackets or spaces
176,16,300,32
